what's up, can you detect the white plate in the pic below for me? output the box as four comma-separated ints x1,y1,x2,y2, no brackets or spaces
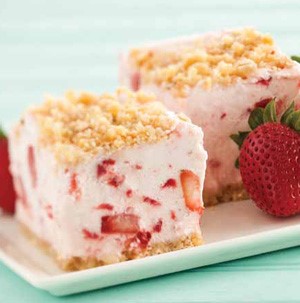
1,200,300,296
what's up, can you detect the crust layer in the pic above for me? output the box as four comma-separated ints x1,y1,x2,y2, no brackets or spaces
204,183,248,206
20,223,203,271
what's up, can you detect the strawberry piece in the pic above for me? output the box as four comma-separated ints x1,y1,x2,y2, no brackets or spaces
108,175,125,187
101,214,140,234
82,228,100,240
102,159,115,166
0,128,16,213
254,98,273,109
161,178,177,189
143,196,161,206
256,77,272,86
126,189,133,198
131,72,140,91
69,173,81,201
180,170,203,214
135,231,151,248
240,123,300,217
28,145,37,188
170,210,176,220
94,203,114,211
153,219,163,233
97,165,107,177
45,204,53,219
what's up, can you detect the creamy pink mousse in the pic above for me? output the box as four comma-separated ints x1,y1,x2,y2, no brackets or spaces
9,89,207,270
120,28,300,205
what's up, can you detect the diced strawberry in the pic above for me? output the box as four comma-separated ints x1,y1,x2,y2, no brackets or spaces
82,228,100,240
69,173,81,201
135,231,152,248
97,165,107,178
131,72,140,91
108,174,125,187
161,178,177,189
180,170,203,214
45,204,53,219
101,214,140,234
256,77,272,86
126,189,133,198
28,146,37,188
254,98,273,109
170,210,176,220
135,164,142,170
143,196,161,206
102,159,115,166
153,219,163,233
94,203,114,211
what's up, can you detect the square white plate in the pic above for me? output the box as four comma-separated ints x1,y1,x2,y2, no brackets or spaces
1,200,300,296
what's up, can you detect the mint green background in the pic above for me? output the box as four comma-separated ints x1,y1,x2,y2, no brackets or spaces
1,0,300,301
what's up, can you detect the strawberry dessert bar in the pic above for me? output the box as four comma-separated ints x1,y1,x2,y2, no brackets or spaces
9,88,207,270
120,28,300,205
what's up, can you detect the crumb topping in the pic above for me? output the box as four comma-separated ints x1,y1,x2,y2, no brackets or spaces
29,88,183,165
129,28,294,97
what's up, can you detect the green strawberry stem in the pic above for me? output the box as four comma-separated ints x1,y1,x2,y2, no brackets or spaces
230,99,300,168
291,55,300,63
0,125,6,139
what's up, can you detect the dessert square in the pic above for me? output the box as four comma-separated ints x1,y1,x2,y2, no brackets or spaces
9,88,207,270
120,28,300,206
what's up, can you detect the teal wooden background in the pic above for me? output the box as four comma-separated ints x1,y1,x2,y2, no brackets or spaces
1,0,300,302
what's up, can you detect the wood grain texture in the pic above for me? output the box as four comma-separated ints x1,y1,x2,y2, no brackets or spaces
0,0,300,301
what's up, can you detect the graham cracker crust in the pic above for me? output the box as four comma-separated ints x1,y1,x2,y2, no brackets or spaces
204,183,248,207
20,223,203,271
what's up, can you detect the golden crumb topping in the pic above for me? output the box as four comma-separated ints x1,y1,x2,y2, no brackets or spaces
29,88,182,165
129,28,294,97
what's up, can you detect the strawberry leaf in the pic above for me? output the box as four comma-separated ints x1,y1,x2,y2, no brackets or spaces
0,126,6,139
291,55,300,63
248,107,264,130
263,99,277,123
285,111,300,131
280,101,295,124
230,131,250,149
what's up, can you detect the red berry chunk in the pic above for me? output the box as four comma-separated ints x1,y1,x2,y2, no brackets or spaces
143,196,161,206
162,178,177,189
170,210,176,220
97,165,107,177
82,228,100,240
108,175,125,187
101,214,140,234
135,231,152,249
69,173,81,201
254,98,273,109
95,203,114,211
126,189,133,198
131,72,140,91
153,219,163,233
28,146,37,188
256,77,272,86
102,159,115,166
45,204,53,219
180,170,203,214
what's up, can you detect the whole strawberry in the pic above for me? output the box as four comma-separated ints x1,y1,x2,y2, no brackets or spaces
231,100,300,217
0,127,16,213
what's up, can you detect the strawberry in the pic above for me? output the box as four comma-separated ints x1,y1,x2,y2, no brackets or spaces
231,99,300,217
180,170,204,214
101,213,140,234
0,127,16,213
